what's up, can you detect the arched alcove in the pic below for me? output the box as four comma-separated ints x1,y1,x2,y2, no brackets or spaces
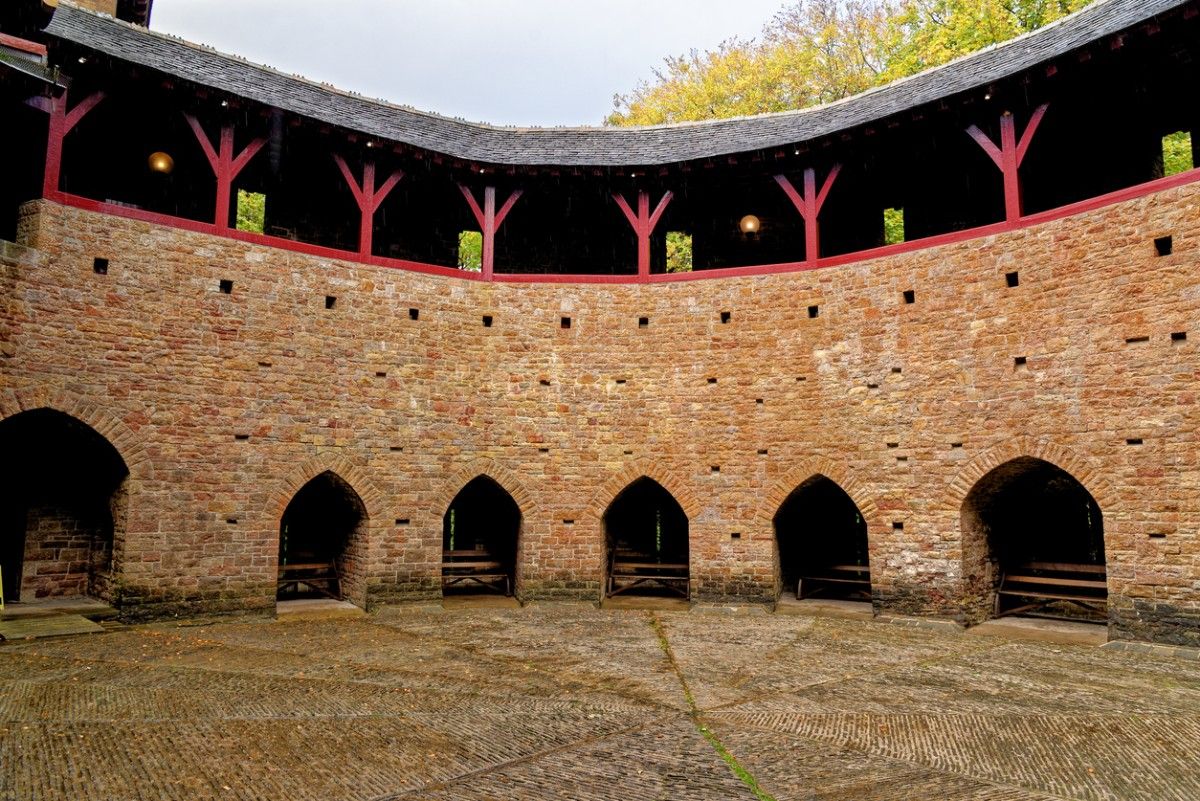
441,475,521,596
774,474,870,601
0,409,128,603
277,471,368,604
962,456,1107,621
603,477,689,598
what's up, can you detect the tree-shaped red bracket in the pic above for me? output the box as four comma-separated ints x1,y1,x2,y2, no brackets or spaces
774,165,842,264
458,185,523,279
184,114,267,229
966,104,1049,222
43,89,106,197
613,190,673,280
333,155,404,257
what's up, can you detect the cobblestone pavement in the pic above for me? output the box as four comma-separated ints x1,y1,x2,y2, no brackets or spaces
2,605,1199,801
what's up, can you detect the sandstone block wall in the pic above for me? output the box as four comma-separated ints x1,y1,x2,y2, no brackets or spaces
2,185,1200,644
20,504,106,599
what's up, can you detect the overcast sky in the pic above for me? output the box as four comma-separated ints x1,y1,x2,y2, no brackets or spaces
149,0,788,127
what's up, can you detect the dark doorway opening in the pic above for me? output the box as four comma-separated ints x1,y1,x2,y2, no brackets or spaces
604,477,689,598
441,476,521,596
277,471,366,603
0,409,127,604
774,475,870,601
963,457,1106,621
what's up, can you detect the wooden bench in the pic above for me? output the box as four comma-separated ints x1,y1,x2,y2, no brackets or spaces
607,549,689,598
995,561,1107,618
797,564,871,600
441,549,511,595
278,561,340,600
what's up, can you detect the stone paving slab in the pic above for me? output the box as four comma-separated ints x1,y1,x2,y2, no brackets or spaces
1,606,1198,801
0,614,104,641
385,717,758,801
714,725,1063,801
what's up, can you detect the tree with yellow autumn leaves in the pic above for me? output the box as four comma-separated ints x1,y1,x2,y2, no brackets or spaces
608,0,1094,127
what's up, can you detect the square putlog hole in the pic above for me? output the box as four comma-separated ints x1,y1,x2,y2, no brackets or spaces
902,289,915,305
93,257,109,275
1155,235,1173,257
1013,356,1028,369
482,315,493,327
720,311,731,324
219,279,233,294
408,308,419,321
561,316,571,329
324,295,337,310
638,316,649,328
1005,271,1019,287
807,305,819,319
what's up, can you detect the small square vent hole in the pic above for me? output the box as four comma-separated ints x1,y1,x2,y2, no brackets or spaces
1155,235,1173,256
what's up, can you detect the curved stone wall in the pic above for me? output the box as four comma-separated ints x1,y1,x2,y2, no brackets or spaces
4,185,1200,643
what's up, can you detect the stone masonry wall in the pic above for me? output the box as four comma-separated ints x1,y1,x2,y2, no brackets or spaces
20,503,107,600
2,185,1200,643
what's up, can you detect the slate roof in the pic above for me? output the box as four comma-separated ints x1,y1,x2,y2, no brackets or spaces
0,44,61,88
45,0,1191,167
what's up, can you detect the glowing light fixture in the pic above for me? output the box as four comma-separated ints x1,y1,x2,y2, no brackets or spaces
739,214,761,234
148,151,175,174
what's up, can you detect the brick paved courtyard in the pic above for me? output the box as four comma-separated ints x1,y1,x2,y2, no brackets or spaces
2,605,1199,801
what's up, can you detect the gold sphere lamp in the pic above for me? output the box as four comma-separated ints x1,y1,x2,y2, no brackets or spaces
148,151,175,175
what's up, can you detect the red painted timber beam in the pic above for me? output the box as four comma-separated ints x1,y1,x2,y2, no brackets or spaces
42,89,106,197
774,165,841,264
967,104,1049,222
184,114,267,229
459,185,523,280
613,190,673,280
333,155,404,257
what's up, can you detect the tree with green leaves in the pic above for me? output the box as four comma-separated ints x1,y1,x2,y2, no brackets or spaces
235,190,265,234
458,231,482,271
882,0,1093,80
609,0,1096,126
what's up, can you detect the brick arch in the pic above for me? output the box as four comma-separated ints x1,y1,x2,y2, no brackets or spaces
951,437,1116,625
758,456,878,526
585,459,701,522
268,454,385,609
0,386,149,478
431,458,537,520
946,436,1117,514
267,454,387,526
0,386,147,604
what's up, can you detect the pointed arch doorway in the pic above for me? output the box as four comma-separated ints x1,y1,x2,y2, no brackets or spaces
774,474,871,601
276,471,368,606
